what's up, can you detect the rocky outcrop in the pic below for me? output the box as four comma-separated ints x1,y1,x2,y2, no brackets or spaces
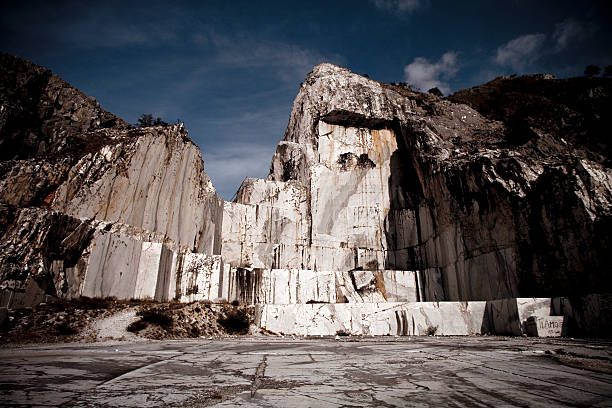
0,55,223,307
448,74,612,164
0,53,129,209
256,64,612,301
50,125,223,254
0,53,127,161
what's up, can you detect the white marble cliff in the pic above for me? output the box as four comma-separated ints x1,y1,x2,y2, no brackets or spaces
1,54,611,336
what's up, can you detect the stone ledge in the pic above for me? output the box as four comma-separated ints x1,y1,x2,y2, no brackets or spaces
255,295,612,337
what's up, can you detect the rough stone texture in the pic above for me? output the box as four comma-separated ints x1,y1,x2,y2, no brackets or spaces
0,53,129,208
0,206,95,307
448,74,612,163
173,267,433,305
0,53,127,160
175,253,226,302
222,178,308,269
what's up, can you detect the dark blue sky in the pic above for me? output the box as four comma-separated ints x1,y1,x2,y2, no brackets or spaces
2,0,611,199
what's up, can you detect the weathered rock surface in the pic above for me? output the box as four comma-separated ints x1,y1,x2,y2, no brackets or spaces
0,53,129,208
0,54,127,158
177,268,435,305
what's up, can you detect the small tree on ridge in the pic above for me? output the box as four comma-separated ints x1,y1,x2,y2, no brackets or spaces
137,114,168,127
428,87,443,97
584,65,601,77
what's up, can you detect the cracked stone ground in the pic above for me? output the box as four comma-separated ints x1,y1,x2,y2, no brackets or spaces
1,337,611,407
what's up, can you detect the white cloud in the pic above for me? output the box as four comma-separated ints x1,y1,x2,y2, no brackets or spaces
205,30,343,83
403,51,458,94
494,33,546,70
553,19,594,51
371,0,425,14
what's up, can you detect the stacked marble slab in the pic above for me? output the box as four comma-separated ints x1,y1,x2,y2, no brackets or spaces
222,122,412,272
256,302,488,336
255,296,609,337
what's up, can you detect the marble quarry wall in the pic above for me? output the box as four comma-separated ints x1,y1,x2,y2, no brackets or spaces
255,295,611,337
265,63,612,301
1,54,611,336
221,179,309,269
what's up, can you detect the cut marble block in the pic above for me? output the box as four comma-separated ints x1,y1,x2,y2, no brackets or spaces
134,242,165,299
525,316,568,337
80,225,227,302
175,253,225,303
221,179,309,269
256,301,488,336
486,298,555,336
255,269,337,304
82,230,177,301
82,231,150,299
336,270,422,303
173,268,429,305
308,245,356,271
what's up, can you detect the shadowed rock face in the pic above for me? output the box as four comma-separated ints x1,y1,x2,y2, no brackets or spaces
448,74,612,164
0,53,133,210
0,53,128,162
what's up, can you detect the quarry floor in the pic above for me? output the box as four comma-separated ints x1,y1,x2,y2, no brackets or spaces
1,337,611,407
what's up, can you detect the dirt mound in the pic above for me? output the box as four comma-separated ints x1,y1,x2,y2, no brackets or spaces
125,301,254,340
0,298,255,344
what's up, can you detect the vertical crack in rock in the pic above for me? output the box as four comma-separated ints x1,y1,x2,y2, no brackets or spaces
250,355,267,398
